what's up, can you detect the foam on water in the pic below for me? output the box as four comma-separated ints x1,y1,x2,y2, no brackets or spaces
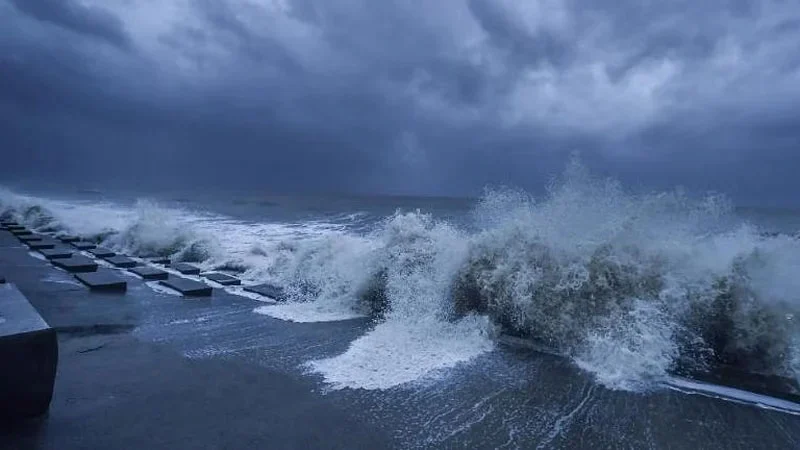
228,288,278,303
308,317,493,390
254,303,363,323
40,275,83,287
665,377,800,415
3,158,800,393
146,281,183,297
27,252,47,262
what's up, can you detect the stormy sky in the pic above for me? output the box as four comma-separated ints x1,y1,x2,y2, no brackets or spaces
2,0,800,204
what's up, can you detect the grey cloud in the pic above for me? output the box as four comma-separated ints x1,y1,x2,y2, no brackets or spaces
189,0,300,69
8,0,131,49
467,0,574,69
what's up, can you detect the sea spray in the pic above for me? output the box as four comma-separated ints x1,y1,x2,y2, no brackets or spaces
3,161,800,392
450,161,800,389
107,200,217,261
302,161,800,390
307,212,494,390
0,191,219,264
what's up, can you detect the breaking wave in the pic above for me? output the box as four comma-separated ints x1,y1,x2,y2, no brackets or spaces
0,191,218,263
107,200,217,262
3,159,800,392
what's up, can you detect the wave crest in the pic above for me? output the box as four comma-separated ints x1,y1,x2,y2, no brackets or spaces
269,161,800,390
3,160,799,392
105,200,216,261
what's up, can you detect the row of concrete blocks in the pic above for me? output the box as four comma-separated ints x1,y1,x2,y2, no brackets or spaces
3,222,286,301
0,220,285,423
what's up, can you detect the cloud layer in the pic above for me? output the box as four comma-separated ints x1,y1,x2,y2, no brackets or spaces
2,0,799,203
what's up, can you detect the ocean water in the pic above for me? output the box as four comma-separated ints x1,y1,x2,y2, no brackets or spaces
3,161,800,394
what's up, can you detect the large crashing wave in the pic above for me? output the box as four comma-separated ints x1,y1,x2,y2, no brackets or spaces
107,200,216,262
455,165,800,390
264,161,800,390
2,161,800,391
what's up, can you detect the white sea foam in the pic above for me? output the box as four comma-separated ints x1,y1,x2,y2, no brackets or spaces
27,251,47,261
254,303,363,323
3,158,800,393
308,317,493,390
228,288,278,303
146,281,182,296
665,377,800,416
40,275,83,287
305,212,495,389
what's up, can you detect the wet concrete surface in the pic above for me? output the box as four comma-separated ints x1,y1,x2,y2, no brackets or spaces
1,229,800,449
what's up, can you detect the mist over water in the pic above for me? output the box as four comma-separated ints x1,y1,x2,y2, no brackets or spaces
2,160,800,392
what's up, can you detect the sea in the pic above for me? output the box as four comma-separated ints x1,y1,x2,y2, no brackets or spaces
2,161,800,398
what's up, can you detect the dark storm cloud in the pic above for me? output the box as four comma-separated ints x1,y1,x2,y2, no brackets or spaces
467,0,574,69
7,0,130,49
1,0,800,203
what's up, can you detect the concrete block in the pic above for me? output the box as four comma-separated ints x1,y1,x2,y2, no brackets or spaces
202,272,241,286
243,283,287,301
159,276,212,297
0,221,18,227
74,270,127,292
129,266,169,281
6,225,25,231
0,283,58,419
10,229,32,236
28,240,58,250
171,263,201,275
103,255,139,269
0,275,4,284
39,248,74,260
148,257,171,265
52,256,98,273
18,234,43,243
58,235,81,243
71,241,97,250
88,247,116,258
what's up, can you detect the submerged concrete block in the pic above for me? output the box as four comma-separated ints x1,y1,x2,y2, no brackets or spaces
159,276,212,297
1,221,18,227
52,256,98,273
0,283,58,420
103,255,139,269
6,225,25,231
88,247,116,258
171,263,201,275
75,270,127,292
39,248,74,260
0,275,5,284
28,240,58,250
202,272,241,286
148,257,171,265
71,241,97,250
129,266,168,281
58,235,80,243
10,229,32,236
243,283,287,301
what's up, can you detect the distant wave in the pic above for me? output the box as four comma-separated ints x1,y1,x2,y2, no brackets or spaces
2,161,800,392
